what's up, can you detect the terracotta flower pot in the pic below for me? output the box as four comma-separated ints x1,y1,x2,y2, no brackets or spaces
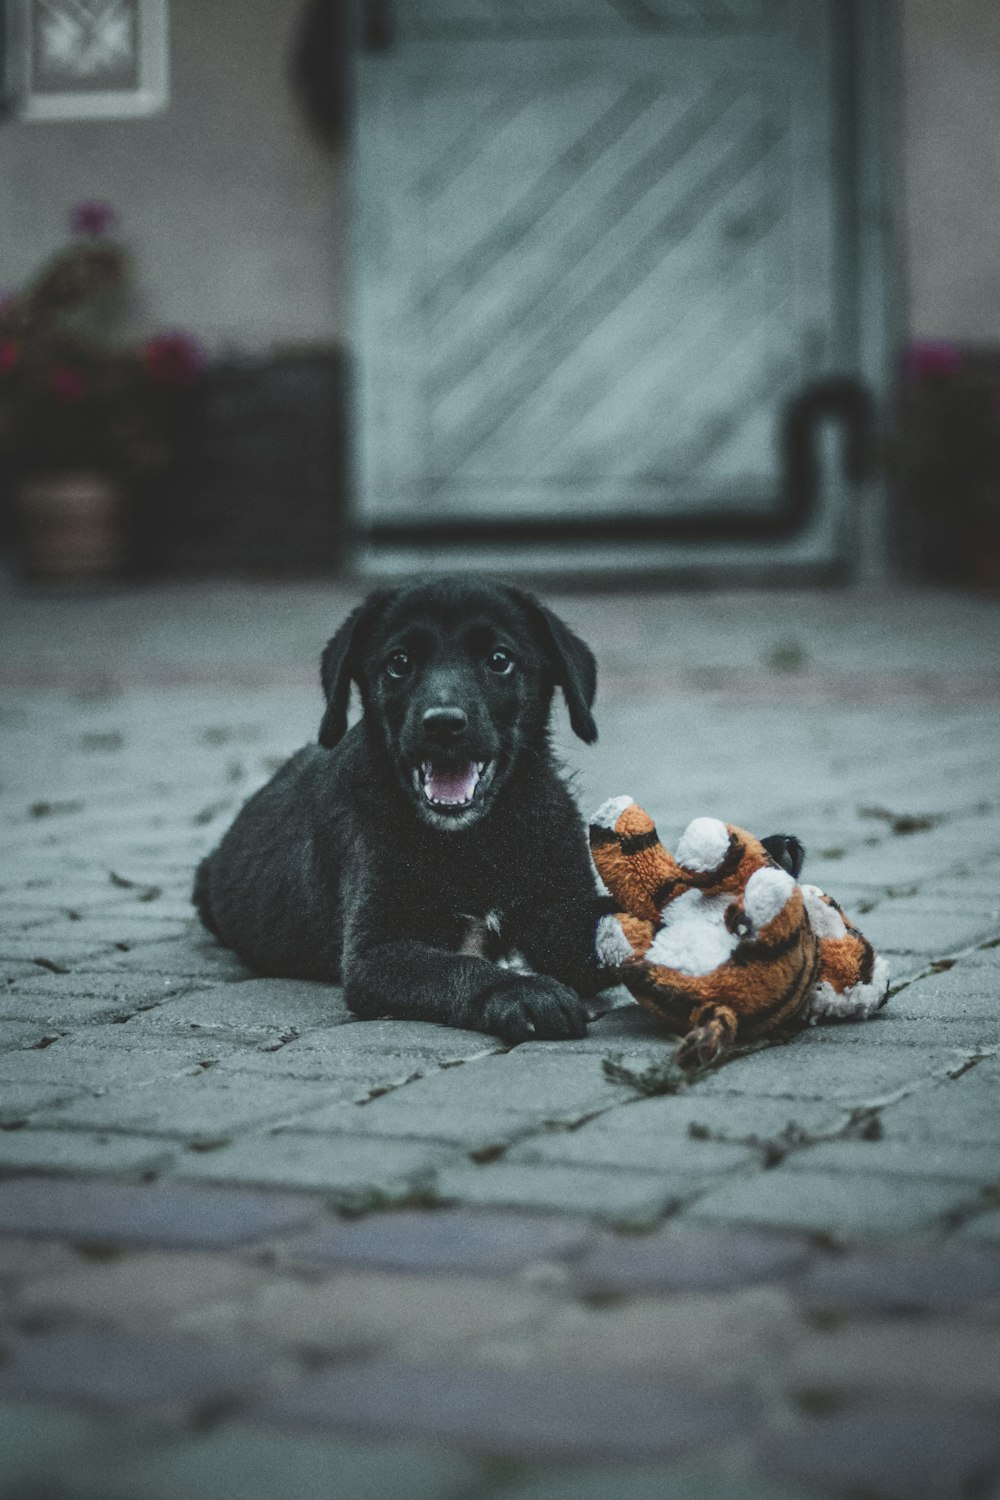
17,471,125,581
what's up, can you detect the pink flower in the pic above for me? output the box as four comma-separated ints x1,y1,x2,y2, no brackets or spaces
904,340,962,379
49,365,86,402
140,331,206,385
0,340,19,374
70,201,117,237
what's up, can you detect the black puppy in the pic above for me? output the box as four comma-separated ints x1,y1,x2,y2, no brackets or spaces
193,577,604,1042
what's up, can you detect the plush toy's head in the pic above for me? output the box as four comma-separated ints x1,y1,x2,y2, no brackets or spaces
590,797,888,1067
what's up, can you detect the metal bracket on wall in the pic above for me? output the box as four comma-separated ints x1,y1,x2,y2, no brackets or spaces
367,377,876,551
362,0,392,52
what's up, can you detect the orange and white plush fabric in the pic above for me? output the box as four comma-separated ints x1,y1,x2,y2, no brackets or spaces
590,797,889,1067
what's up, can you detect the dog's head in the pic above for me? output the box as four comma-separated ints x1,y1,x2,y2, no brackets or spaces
317,577,597,831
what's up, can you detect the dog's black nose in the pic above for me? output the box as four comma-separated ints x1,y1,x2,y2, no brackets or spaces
422,706,469,742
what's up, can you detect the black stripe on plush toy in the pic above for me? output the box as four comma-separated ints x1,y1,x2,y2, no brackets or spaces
743,952,816,1036
857,933,876,984
588,825,619,848
651,836,743,909
619,829,662,856
730,927,804,967
625,973,692,1028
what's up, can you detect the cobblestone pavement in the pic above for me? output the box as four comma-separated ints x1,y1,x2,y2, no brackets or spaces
1,577,999,1500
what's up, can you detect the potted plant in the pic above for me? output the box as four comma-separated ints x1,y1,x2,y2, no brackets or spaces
888,341,1000,589
0,203,204,581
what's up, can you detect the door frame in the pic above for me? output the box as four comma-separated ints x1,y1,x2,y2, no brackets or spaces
349,0,903,580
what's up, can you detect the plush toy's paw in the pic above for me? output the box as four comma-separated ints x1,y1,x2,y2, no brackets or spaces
675,817,732,873
675,1004,739,1068
595,912,640,966
590,794,636,831
801,885,890,1024
744,866,798,929
589,797,681,925
808,955,891,1023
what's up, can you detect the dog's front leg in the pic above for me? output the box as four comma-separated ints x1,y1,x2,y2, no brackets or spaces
342,905,588,1043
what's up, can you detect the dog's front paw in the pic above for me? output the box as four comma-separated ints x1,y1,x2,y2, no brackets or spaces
483,975,588,1043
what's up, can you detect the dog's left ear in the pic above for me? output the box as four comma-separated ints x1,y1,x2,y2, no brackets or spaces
318,594,389,749
515,591,598,744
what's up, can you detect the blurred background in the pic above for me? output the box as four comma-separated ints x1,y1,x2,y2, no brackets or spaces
0,0,998,589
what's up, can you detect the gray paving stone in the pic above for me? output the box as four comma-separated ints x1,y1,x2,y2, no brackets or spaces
313,1017,504,1061
894,960,1000,1008
0,1178,320,1246
0,960,47,983
214,1042,457,1090
258,1361,749,1458
77,935,253,981
0,1401,164,1500
959,1209,1000,1245
38,1071,356,1138
0,938,119,970
434,1162,693,1223
799,1245,1000,1308
223,1269,553,1359
504,1125,756,1175
865,905,1000,957
284,1208,593,1276
780,1135,1000,1183
0,972,202,1023
597,1092,853,1142
277,1096,541,1150
692,1044,962,1103
687,1167,978,1237
173,1131,455,1198
0,1036,232,1092
350,1052,623,1124
0,1019,64,1050
131,977,352,1036
0,1329,268,1407
471,1282,804,1389
0,1236,82,1280
26,915,192,949
879,1073,1000,1144
496,1450,813,1500
13,1248,274,1329
763,1408,1000,1500
888,988,1000,1032
0,1128,175,1175
573,1226,811,1293
107,1424,480,1500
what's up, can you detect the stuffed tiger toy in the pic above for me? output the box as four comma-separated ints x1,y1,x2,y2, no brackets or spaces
590,796,889,1067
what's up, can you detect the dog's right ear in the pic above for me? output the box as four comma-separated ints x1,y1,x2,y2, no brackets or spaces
318,596,389,748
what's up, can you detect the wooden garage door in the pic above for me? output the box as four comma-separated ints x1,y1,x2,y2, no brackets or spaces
352,0,874,563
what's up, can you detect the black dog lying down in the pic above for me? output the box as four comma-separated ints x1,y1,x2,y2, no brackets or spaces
194,577,604,1042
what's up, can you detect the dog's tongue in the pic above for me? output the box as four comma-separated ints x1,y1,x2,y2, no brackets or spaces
424,761,479,805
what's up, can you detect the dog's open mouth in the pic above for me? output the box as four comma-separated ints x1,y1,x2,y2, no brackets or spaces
412,760,495,814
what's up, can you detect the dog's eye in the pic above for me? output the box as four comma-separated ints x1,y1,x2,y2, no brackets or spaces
385,651,413,679
487,648,514,676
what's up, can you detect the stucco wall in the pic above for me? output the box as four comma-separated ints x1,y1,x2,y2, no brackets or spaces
1,0,347,351
2,1,997,352
901,0,1000,342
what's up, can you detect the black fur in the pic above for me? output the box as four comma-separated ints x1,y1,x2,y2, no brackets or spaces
760,834,806,880
193,577,602,1043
